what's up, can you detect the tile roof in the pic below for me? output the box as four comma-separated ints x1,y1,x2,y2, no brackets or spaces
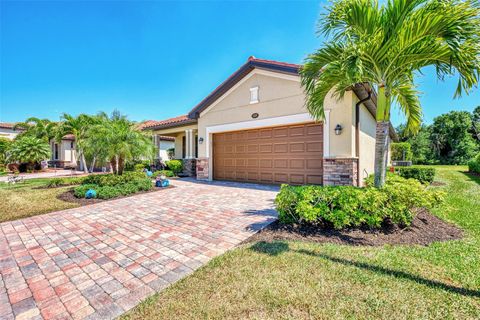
0,122,22,130
62,134,75,140
139,115,197,131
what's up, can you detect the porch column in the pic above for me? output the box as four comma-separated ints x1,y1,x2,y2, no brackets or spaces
185,129,194,159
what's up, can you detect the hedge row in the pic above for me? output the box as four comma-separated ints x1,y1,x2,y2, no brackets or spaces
275,174,444,230
468,153,480,174
396,167,436,184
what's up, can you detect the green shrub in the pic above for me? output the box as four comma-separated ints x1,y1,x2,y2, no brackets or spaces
154,170,174,178
468,153,480,174
166,160,183,174
396,167,436,184
74,177,152,199
46,177,84,188
275,175,444,229
133,179,153,191
81,172,146,186
96,185,123,199
134,163,146,172
391,142,413,161
46,178,65,188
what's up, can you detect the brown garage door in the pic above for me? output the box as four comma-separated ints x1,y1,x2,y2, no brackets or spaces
213,122,323,185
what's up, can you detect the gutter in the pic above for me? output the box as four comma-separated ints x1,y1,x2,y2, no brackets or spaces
355,86,372,186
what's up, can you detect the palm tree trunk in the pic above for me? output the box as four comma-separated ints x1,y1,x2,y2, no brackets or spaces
109,158,116,174
89,156,96,173
118,157,124,175
80,151,88,174
374,121,390,187
115,155,119,175
373,85,391,188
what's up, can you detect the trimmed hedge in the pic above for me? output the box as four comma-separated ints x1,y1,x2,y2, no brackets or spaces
166,160,183,174
275,174,444,229
396,167,436,184
468,153,480,174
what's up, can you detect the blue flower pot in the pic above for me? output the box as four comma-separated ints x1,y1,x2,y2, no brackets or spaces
85,189,97,199
156,179,169,188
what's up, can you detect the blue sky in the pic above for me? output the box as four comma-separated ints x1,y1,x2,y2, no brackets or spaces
0,1,478,127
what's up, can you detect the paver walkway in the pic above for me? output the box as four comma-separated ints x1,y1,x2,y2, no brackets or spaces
0,170,84,183
0,179,278,320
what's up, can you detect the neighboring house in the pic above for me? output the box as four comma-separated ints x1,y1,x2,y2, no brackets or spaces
142,57,395,186
0,122,23,140
49,134,78,169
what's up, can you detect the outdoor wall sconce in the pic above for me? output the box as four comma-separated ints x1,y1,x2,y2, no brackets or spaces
198,137,204,144
334,124,343,135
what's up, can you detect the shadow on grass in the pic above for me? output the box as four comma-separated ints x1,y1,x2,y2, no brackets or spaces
250,241,480,298
460,171,480,186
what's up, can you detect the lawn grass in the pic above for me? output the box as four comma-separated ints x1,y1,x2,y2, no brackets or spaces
123,166,480,320
0,177,80,223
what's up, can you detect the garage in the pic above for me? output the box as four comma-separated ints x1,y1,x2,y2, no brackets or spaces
213,122,323,185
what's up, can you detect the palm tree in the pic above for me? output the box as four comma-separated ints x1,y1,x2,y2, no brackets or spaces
9,136,51,170
89,110,154,174
300,0,479,187
13,117,58,142
57,113,96,173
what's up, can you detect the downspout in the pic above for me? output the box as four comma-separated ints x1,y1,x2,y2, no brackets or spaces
355,87,371,186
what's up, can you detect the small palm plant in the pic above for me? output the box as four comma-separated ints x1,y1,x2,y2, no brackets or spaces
9,136,51,170
301,0,480,187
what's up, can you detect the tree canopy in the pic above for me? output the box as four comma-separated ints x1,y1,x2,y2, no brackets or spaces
300,0,480,187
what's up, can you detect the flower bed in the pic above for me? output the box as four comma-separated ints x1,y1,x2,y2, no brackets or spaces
73,172,153,199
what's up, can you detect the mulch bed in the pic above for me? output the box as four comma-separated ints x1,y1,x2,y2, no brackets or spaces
57,185,174,206
246,209,463,246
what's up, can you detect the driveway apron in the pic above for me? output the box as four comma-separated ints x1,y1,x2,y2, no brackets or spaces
0,179,278,320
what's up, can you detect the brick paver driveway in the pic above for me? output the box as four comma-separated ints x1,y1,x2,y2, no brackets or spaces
0,179,278,320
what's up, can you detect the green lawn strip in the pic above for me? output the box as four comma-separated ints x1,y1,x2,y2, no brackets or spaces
0,177,81,223
123,166,480,320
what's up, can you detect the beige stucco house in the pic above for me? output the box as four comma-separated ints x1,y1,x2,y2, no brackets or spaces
0,123,23,140
143,57,395,186
49,134,78,169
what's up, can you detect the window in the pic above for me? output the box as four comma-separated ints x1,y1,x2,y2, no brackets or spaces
54,144,59,160
182,135,186,158
70,141,74,148
250,86,259,104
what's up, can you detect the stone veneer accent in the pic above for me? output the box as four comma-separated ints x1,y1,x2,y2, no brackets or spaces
196,157,209,180
182,158,197,177
323,158,359,186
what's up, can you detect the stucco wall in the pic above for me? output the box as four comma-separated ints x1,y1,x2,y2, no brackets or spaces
358,103,377,184
61,140,76,163
197,72,306,159
0,128,20,140
325,90,355,158
196,71,356,160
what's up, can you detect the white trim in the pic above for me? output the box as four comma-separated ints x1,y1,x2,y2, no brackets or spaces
249,86,259,104
199,69,300,117
323,110,330,157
